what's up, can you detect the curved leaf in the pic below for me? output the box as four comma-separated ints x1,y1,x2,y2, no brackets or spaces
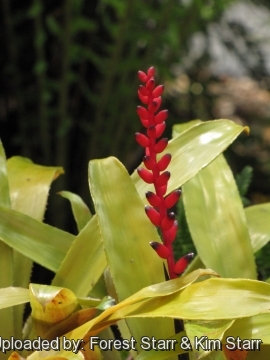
131,120,249,199
109,278,270,321
182,154,256,279
7,156,63,221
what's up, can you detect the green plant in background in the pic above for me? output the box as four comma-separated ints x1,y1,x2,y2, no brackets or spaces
1,68,270,360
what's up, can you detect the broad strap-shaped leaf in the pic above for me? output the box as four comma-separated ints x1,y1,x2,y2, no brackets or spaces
0,206,75,272
58,191,92,232
52,215,106,297
182,154,256,279
131,119,249,199
245,203,270,253
88,156,174,350
0,287,29,310
108,278,270,322
7,156,63,221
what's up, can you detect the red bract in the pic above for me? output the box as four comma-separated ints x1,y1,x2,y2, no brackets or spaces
150,242,170,259
174,253,194,275
165,190,181,208
136,66,188,279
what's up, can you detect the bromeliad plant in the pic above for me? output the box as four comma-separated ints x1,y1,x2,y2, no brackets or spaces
1,67,270,360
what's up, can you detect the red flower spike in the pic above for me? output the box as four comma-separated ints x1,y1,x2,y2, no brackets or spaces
137,106,148,119
138,85,149,96
146,77,155,90
164,189,182,208
154,110,168,124
147,66,155,77
138,70,148,82
143,156,156,170
154,138,168,153
146,191,161,207
135,133,150,147
156,171,170,186
150,242,170,259
145,206,160,226
174,253,194,275
137,168,153,184
155,122,166,138
138,91,148,104
136,67,182,279
161,212,175,230
147,125,156,138
152,85,164,98
157,153,171,171
148,98,162,113
165,220,178,242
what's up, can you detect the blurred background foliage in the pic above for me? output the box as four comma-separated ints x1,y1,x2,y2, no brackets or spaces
1,0,270,279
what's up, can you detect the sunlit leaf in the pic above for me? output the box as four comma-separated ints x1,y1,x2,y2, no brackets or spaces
88,156,174,349
61,270,218,341
132,120,249,199
182,154,256,279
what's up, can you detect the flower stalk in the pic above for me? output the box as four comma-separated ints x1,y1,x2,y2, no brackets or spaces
136,66,193,279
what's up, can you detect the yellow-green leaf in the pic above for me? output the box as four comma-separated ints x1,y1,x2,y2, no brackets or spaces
131,119,249,199
30,284,79,338
0,206,74,272
245,203,270,253
7,156,63,221
182,154,256,279
88,156,174,350
58,191,92,232
52,215,106,297
0,287,29,309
